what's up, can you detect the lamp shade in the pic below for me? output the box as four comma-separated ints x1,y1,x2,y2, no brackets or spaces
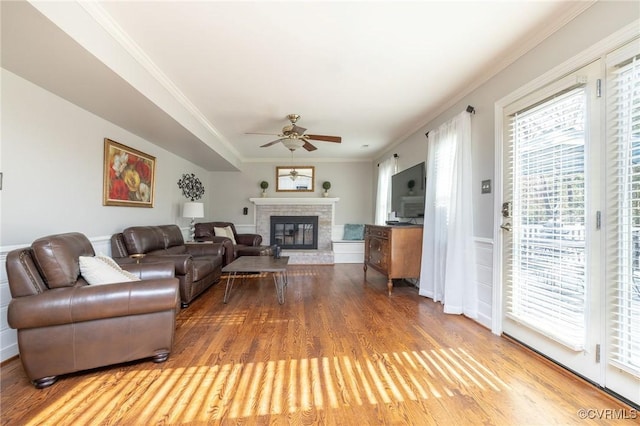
182,202,204,218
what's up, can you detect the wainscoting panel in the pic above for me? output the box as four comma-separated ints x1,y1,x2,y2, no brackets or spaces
474,238,494,329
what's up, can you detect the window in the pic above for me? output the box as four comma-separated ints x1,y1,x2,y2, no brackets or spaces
606,48,640,376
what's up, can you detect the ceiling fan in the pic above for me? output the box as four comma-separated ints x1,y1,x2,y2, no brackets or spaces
247,114,342,152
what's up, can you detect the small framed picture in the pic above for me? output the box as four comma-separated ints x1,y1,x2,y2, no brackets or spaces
276,166,315,192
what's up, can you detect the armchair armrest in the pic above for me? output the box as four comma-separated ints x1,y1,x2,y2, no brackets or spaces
236,233,262,246
7,279,179,330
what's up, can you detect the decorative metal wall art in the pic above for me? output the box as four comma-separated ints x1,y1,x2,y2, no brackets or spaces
177,173,205,201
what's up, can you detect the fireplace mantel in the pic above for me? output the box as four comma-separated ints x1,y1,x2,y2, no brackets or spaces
249,197,339,205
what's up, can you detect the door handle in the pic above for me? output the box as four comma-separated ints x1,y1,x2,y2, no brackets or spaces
500,222,512,232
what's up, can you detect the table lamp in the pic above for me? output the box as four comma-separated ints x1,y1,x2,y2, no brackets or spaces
182,202,204,241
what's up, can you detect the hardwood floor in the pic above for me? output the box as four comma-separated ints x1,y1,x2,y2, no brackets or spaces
1,264,633,425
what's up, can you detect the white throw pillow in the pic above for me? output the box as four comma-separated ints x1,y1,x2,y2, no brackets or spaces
79,255,140,285
214,226,237,245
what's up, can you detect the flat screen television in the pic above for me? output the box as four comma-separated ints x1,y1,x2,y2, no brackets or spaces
391,162,426,219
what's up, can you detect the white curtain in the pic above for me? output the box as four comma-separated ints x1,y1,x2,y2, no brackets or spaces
419,111,477,318
375,156,396,225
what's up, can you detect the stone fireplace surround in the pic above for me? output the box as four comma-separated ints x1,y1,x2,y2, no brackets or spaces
249,198,339,264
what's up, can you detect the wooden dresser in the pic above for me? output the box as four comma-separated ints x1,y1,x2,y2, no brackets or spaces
363,224,423,295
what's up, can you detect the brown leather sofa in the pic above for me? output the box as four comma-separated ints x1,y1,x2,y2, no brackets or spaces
111,224,224,307
194,221,264,265
6,232,180,389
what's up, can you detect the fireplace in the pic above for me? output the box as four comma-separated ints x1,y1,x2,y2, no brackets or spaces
250,197,338,264
270,216,318,249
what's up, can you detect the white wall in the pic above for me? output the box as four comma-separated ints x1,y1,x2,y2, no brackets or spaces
1,69,207,245
207,161,374,226
375,1,640,328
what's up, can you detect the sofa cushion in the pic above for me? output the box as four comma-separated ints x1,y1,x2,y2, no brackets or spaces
214,226,237,245
343,224,365,240
79,255,140,285
31,233,95,288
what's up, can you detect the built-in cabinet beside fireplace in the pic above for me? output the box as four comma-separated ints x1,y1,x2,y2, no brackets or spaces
363,224,423,295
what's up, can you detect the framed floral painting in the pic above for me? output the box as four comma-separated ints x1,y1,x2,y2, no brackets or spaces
103,138,156,207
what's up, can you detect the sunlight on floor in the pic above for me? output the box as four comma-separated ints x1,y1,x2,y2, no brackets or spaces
28,347,511,424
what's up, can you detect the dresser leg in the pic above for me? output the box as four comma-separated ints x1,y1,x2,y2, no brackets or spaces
387,279,393,296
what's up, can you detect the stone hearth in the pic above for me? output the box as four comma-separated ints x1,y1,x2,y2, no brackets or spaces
249,198,339,264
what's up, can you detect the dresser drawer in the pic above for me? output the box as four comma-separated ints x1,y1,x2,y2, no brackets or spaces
365,226,389,239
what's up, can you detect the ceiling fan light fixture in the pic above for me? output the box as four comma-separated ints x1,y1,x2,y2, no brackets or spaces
282,138,305,151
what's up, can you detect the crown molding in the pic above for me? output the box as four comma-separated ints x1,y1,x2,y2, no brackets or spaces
77,1,242,160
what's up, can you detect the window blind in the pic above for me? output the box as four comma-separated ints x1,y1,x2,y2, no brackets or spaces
506,86,587,350
606,53,640,377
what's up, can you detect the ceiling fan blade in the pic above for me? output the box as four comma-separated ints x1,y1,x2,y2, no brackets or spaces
260,138,285,148
291,124,307,135
302,140,317,151
305,134,342,143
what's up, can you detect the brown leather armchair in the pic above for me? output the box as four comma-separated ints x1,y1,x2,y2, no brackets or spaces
6,232,180,389
111,224,224,307
194,221,264,265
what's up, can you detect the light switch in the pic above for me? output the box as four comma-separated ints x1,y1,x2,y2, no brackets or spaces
481,179,491,194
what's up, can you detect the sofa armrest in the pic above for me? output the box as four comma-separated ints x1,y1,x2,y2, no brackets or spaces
195,235,228,244
121,262,175,280
184,242,224,257
236,234,262,246
7,279,180,330
139,254,192,275
191,238,233,265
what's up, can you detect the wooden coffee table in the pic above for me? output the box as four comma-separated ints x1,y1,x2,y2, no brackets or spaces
222,256,289,304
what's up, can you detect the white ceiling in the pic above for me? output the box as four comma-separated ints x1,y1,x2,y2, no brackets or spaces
1,1,593,171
